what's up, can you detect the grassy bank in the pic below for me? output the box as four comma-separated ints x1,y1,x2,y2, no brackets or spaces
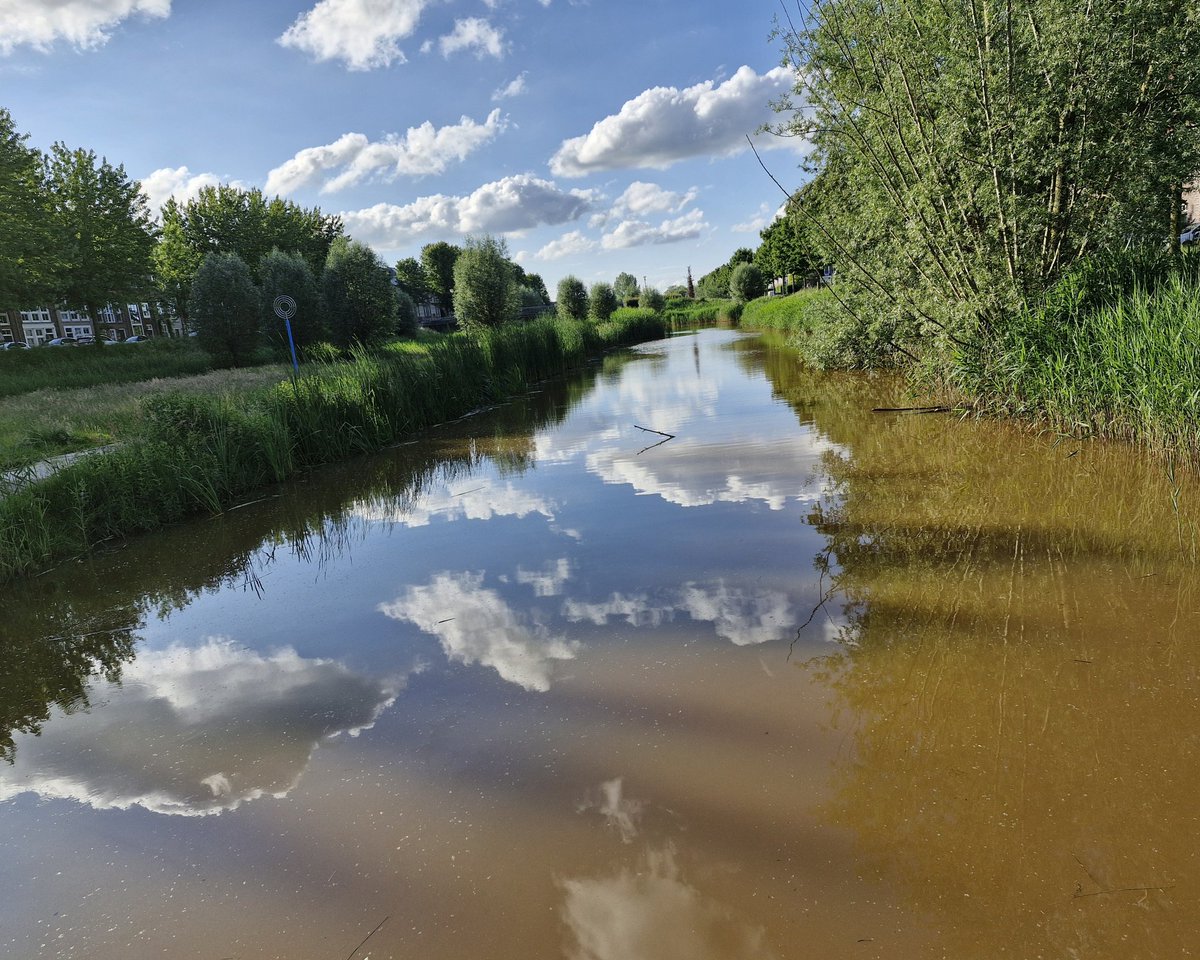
0,365,291,470
0,311,668,582
740,253,1200,463
954,255,1200,459
0,339,224,399
662,298,742,326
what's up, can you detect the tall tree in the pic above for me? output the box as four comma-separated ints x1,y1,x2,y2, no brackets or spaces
420,241,460,315
152,199,202,328
157,185,342,305
44,144,155,318
452,234,519,330
0,109,53,308
776,0,1200,346
393,256,429,304
322,238,398,346
729,262,765,302
190,252,262,367
613,271,640,305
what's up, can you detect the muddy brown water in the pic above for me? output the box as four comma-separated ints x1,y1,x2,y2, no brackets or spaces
2,329,1198,959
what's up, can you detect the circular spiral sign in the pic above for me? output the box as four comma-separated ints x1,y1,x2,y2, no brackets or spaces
272,295,297,321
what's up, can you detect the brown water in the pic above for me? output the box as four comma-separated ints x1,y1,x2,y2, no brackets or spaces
2,329,1199,959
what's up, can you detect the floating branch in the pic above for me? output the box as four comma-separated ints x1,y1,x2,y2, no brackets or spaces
634,424,677,456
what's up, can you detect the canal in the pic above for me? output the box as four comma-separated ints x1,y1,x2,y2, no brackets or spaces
2,328,1198,958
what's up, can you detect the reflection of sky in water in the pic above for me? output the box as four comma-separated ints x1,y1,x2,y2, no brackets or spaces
561,846,777,960
0,640,399,816
379,571,578,692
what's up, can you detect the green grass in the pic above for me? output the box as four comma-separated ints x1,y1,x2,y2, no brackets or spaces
661,298,741,326
957,263,1200,460
739,288,830,333
0,339,221,399
0,366,291,470
0,310,668,582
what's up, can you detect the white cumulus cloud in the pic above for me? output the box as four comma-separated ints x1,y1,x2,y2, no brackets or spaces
439,17,506,58
550,65,797,177
139,166,224,216
0,0,170,53
536,230,598,261
340,174,596,246
600,209,707,250
492,72,528,101
279,0,431,71
265,110,507,196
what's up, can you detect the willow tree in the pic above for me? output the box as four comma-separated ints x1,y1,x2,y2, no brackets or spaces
775,0,1200,348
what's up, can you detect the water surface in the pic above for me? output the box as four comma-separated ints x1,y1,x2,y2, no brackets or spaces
2,329,1198,958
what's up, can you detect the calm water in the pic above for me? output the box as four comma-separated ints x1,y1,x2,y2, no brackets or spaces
2,329,1199,958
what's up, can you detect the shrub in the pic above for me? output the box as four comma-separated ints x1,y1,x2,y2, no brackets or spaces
453,234,519,330
191,252,262,367
556,276,588,321
588,282,618,323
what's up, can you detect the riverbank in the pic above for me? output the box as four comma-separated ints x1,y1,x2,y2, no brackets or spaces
738,253,1200,465
0,310,668,582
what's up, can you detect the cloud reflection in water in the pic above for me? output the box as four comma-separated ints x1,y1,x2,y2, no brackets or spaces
0,639,399,816
379,571,578,692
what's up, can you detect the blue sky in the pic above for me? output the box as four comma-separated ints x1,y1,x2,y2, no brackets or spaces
0,0,806,293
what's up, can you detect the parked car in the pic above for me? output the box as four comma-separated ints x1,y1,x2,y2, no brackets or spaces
45,337,77,346
121,335,151,343
0,341,29,350
76,336,96,345
1181,223,1200,246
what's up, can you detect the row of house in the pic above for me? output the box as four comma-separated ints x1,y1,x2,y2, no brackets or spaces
0,302,184,346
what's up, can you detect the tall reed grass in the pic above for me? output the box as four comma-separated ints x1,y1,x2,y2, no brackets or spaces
0,310,667,581
955,253,1200,461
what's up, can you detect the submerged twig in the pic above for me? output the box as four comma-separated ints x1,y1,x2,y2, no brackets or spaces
871,405,954,414
634,424,676,456
345,915,389,960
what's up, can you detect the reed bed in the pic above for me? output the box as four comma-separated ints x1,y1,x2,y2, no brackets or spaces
0,311,667,581
956,260,1200,462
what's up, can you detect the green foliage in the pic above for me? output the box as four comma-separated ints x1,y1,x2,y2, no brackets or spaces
777,0,1200,346
452,234,520,330
556,276,588,321
393,256,429,304
321,238,398,347
191,252,263,367
642,287,666,312
729,263,765,303
0,108,54,307
395,288,418,338
259,248,324,351
954,251,1200,456
588,282,618,322
44,143,156,315
613,271,639,305
420,241,461,314
754,207,819,287
739,289,830,334
155,186,341,314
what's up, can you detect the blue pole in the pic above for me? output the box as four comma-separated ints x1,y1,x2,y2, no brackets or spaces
284,317,299,373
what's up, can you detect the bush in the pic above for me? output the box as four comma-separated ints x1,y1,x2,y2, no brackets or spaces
642,287,666,312
588,282,618,323
322,238,398,347
191,252,263,367
557,276,588,321
729,262,765,303
453,234,519,330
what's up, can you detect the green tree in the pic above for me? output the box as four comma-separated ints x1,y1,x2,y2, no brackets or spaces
395,288,418,337
190,252,262,366
322,238,398,347
588,282,618,322
452,234,519,330
613,271,640,305
729,262,765,302
393,256,429,304
259,248,324,351
420,241,461,315
0,109,54,308
44,144,156,318
776,0,1200,349
152,199,203,328
642,287,666,311
754,207,818,291
556,275,589,321
159,186,341,306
